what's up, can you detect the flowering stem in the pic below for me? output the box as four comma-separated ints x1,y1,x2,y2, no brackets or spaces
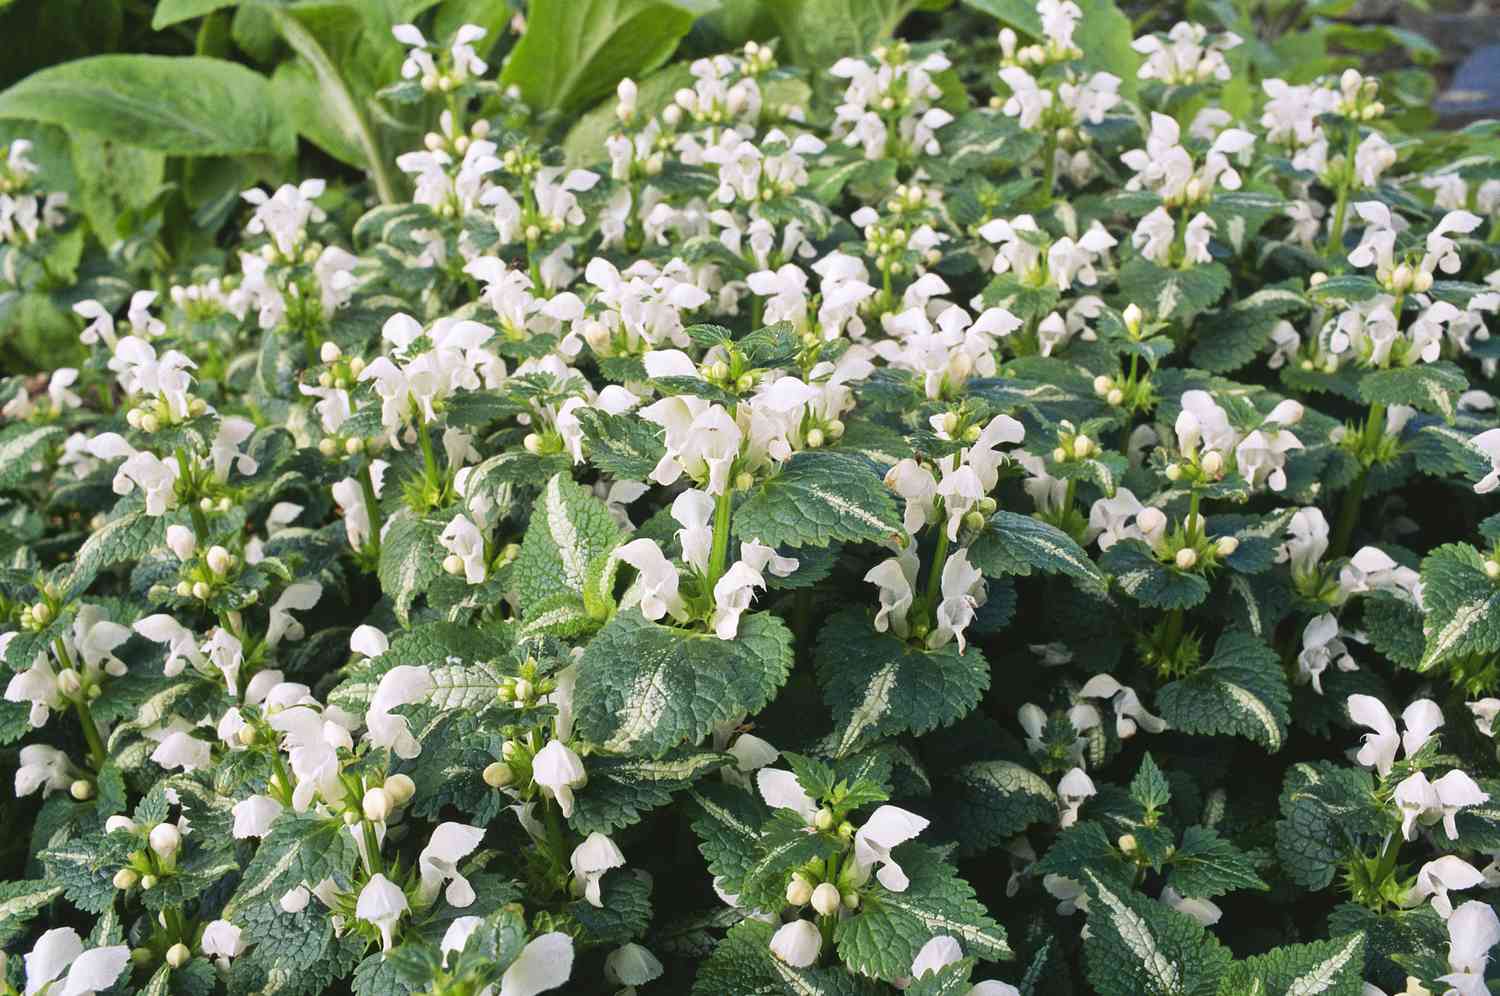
360,459,383,559
706,490,734,594
1330,403,1385,559
1039,131,1058,207
418,419,441,492
56,638,106,769
362,820,384,877
920,526,952,629
1322,129,1362,257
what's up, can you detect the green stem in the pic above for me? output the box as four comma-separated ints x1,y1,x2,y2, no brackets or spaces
1162,608,1184,654
1322,129,1362,258
921,526,952,627
269,750,295,807
418,419,440,491
1330,403,1385,559
362,820,384,877
1039,131,1058,206
542,797,570,889
360,459,383,558
269,9,399,206
750,294,763,333
58,637,107,768
706,490,734,593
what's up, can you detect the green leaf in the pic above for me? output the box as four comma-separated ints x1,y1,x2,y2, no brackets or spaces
693,920,889,996
378,508,445,625
57,509,166,600
1100,540,1209,610
948,759,1058,853
737,810,845,911
763,0,922,70
1130,753,1172,813
1216,933,1365,996
734,450,903,548
1358,361,1467,421
575,609,794,757
514,473,625,632
1156,630,1291,751
1118,259,1231,320
689,782,769,895
1417,542,1500,670
969,509,1107,593
1275,762,1377,891
1081,870,1231,996
224,812,358,920
574,408,667,480
0,879,64,945
499,0,712,115
0,55,294,156
151,0,240,29
0,423,62,489
815,609,990,757
570,749,730,834
1169,826,1268,899
835,843,1010,982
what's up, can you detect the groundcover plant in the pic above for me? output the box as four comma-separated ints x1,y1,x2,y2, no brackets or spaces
4,0,1500,993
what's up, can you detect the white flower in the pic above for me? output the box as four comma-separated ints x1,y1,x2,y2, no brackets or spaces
1441,901,1500,996
1085,488,1145,551
1078,674,1166,737
616,538,688,623
1338,547,1423,605
112,451,179,516
570,832,626,908
151,730,211,772
853,805,930,892
768,919,821,967
201,920,246,960
1295,614,1355,694
865,544,920,640
1161,885,1222,927
440,916,483,965
418,822,486,907
532,739,587,817
757,768,819,824
499,932,575,996
1347,694,1442,776
23,929,129,996
16,744,73,798
931,550,986,652
1058,767,1096,827
604,943,663,988
355,873,409,951
1408,855,1485,918
5,653,60,727
672,489,715,575
711,541,796,639
440,514,488,584
232,795,282,839
1469,698,1500,738
266,581,321,647
1432,770,1489,840
1279,507,1329,580
367,665,434,759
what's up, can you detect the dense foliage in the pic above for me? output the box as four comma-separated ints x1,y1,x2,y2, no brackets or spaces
4,0,1500,994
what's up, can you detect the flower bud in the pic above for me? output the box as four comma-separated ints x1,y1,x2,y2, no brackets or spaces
320,342,341,364
1123,303,1143,333
192,581,211,601
513,678,534,702
814,807,835,831
842,891,860,910
140,874,158,890
140,414,160,434
1052,447,1067,463
735,471,755,491
806,428,825,449
523,433,543,455
811,883,841,916
70,779,94,801
206,546,232,576
345,437,363,455
1215,536,1239,557
362,787,392,823
1072,435,1093,460
113,868,139,890
31,602,51,625
963,510,986,532
1117,833,1137,854
785,874,813,906
166,943,190,969
483,762,513,788
1107,388,1125,406
1175,548,1198,570
106,816,137,834
1413,270,1433,292
1486,559,1500,581
126,409,143,429
1309,271,1327,287
150,823,182,859
443,554,464,576
1201,451,1223,476
237,725,257,747
56,668,82,697
176,581,193,598
827,419,845,439
384,773,416,806
1164,463,1181,481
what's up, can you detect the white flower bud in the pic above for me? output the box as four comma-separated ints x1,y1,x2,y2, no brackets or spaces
140,874,158,890
1073,436,1093,459
206,546,233,576
166,943,190,969
806,428,825,449
1093,375,1113,396
319,438,337,457
483,762,514,788
513,678,533,701
1485,559,1500,580
1123,303,1143,332
1107,388,1125,406
192,581,211,601
126,409,144,429
523,433,543,455
1175,548,1198,570
443,554,465,576
320,342,341,363
811,882,841,916
149,823,182,859
1413,270,1433,292
384,773,415,806
31,602,51,625
1215,536,1239,557
1052,447,1067,463
140,414,160,434
1201,451,1223,476
106,816,137,834
176,581,193,598
814,807,834,831
113,868,139,890
56,668,82,697
70,779,94,801
785,874,813,906
362,787,392,823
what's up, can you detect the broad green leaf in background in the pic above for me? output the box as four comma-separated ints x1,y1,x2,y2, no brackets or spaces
962,0,1140,93
763,0,923,71
0,55,295,157
500,0,718,116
